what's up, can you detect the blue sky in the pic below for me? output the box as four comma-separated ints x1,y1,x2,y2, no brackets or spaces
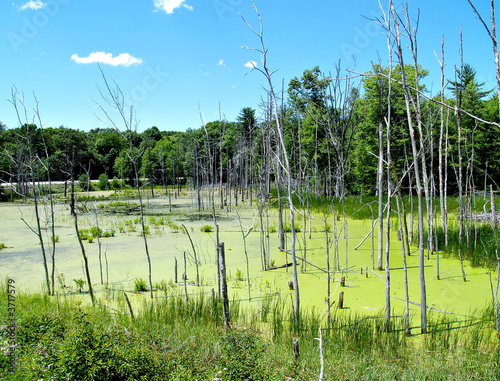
0,0,497,132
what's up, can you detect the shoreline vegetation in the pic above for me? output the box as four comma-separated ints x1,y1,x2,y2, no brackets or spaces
0,285,499,380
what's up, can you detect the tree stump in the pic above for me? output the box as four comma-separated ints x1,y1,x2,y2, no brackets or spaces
288,280,294,290
339,291,344,309
293,338,299,360
340,276,345,287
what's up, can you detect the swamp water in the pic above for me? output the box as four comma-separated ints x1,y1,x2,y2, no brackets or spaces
0,190,495,322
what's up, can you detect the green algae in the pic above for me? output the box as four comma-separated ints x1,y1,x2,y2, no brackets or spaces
0,190,497,322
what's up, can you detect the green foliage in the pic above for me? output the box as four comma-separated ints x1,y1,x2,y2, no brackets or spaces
97,173,108,191
87,236,94,243
111,176,122,190
78,173,91,191
284,222,301,233
1,290,500,380
78,229,89,240
200,224,213,233
73,278,86,293
0,243,5,250
134,277,148,292
56,273,66,289
435,223,500,267
235,268,245,281
217,329,264,380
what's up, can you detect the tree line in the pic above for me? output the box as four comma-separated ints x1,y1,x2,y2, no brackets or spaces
0,63,498,201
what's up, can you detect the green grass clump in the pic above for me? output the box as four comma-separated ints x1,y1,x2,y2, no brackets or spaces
0,243,5,250
134,277,148,292
200,224,213,233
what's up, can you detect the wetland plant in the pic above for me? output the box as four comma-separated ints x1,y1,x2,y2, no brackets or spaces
200,224,213,233
134,277,149,292
73,278,86,293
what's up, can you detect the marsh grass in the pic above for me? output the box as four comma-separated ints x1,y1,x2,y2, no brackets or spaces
434,222,500,267
1,287,499,380
200,224,213,233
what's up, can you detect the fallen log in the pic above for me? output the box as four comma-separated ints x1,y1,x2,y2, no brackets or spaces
263,262,293,271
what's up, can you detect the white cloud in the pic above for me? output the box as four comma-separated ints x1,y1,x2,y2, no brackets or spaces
153,0,193,14
18,1,46,10
71,52,143,67
217,59,224,66
244,60,257,68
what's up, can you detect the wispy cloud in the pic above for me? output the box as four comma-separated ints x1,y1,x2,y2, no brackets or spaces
18,1,46,10
217,59,224,66
71,52,143,67
244,60,257,68
153,0,193,14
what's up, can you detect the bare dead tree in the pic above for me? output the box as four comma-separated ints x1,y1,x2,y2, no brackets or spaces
96,65,154,298
70,171,95,305
240,1,300,325
467,0,500,119
392,4,428,333
435,34,448,263
10,89,52,296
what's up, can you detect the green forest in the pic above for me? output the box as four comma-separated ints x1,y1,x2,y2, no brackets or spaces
1,63,499,200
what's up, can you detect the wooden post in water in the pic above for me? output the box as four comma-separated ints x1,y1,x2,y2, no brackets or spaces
183,251,188,302
339,291,344,309
218,242,231,329
174,257,178,284
124,292,134,319
491,185,497,228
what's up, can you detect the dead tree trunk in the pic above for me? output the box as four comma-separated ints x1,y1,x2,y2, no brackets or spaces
218,242,231,329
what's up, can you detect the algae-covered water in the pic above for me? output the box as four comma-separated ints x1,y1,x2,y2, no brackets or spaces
0,190,495,319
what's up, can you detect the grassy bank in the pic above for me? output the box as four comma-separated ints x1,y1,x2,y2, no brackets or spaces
1,286,499,380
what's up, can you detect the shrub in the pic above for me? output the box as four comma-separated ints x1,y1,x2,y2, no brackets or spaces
217,329,264,380
90,226,103,238
97,173,108,191
112,176,121,190
200,225,213,233
73,278,86,293
0,243,5,250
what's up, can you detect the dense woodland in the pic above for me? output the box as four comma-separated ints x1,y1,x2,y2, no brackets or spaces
1,62,499,201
